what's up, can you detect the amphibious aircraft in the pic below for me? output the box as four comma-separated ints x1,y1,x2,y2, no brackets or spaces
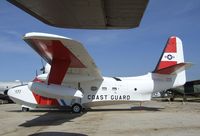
0,80,23,95
7,32,191,113
0,80,26,103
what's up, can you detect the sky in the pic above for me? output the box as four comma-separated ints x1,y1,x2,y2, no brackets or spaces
0,0,200,82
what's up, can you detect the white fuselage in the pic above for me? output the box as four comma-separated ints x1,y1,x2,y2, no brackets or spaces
6,34,190,112
7,71,184,109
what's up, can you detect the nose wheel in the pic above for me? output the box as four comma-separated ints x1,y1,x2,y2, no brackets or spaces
71,103,82,113
22,107,29,112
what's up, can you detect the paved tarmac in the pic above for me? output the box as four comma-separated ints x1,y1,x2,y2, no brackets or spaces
0,100,200,136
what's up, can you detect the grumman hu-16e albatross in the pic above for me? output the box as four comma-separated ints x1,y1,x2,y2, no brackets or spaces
8,32,191,113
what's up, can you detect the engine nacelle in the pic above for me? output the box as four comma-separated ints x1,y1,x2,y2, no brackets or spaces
28,82,83,99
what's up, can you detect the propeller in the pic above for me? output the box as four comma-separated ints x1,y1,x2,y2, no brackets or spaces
35,69,38,76
35,59,45,77
40,59,45,74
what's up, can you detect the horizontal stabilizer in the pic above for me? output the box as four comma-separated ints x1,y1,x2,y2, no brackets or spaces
153,62,192,75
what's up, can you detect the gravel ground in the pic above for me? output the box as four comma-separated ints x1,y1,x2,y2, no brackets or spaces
0,100,200,136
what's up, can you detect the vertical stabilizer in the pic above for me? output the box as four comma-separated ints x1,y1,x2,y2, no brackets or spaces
153,36,188,87
154,36,184,71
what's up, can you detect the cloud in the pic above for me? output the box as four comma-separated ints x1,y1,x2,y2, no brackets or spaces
79,30,128,48
173,1,200,16
4,30,22,38
0,33,31,54
0,41,30,54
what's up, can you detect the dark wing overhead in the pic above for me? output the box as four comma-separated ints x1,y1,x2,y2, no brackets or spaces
8,0,149,29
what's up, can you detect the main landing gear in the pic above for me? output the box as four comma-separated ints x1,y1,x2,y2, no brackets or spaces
71,103,82,113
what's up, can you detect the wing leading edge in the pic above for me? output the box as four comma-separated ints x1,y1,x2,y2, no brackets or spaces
23,32,103,85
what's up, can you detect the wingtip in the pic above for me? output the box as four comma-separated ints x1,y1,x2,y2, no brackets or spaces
23,32,71,40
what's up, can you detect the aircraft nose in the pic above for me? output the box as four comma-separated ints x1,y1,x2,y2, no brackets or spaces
3,89,8,95
28,82,33,90
7,88,15,98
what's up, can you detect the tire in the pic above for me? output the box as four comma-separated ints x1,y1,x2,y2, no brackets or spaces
170,97,174,101
22,107,29,112
71,104,82,113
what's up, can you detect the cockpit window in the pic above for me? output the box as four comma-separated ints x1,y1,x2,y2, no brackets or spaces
113,77,122,81
102,87,107,91
91,86,98,91
112,87,117,91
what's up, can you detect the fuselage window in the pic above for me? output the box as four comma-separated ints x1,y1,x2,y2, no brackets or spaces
102,87,107,91
112,87,117,91
91,86,98,91
134,88,137,91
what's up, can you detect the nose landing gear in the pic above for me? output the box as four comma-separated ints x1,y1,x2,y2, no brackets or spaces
71,103,82,113
22,107,29,112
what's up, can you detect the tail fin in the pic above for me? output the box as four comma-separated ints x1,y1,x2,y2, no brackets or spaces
154,36,184,71
153,36,191,74
153,36,192,88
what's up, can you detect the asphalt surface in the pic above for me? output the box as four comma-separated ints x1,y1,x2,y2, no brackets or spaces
0,100,200,136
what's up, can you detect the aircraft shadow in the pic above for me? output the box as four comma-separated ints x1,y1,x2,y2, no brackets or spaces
29,132,87,136
17,106,162,127
6,109,23,112
19,111,85,127
7,109,70,113
186,98,200,102
87,106,163,112
157,98,200,103
130,106,164,111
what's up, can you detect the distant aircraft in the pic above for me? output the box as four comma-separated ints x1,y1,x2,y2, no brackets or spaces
0,80,25,103
166,80,200,101
7,32,192,113
0,80,22,94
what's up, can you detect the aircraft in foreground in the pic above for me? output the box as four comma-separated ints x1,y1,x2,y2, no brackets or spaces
8,0,149,29
7,32,191,113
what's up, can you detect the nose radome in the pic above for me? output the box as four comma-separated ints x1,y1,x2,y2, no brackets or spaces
7,88,14,97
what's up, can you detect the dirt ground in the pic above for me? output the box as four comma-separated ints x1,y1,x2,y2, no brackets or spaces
0,100,200,136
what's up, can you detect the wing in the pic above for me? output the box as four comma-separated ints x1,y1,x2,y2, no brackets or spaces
8,0,149,29
23,32,103,85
